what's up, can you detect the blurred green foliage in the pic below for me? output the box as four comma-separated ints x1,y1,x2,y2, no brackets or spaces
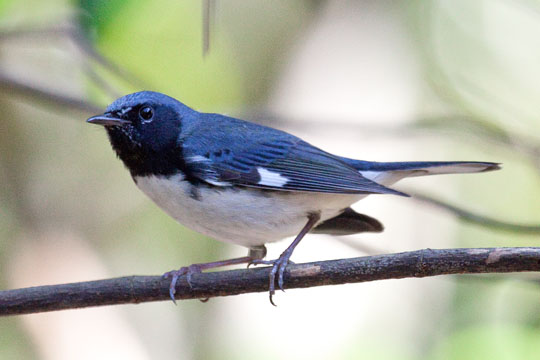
0,0,12,13
432,325,540,360
81,0,244,108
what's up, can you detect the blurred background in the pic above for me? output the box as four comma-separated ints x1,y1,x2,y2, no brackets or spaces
1,0,540,359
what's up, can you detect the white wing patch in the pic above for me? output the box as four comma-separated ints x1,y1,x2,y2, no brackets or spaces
205,179,231,186
187,155,209,163
257,167,289,187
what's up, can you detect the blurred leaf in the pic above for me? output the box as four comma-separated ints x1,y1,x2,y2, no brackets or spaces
80,0,244,109
0,0,13,14
78,0,129,34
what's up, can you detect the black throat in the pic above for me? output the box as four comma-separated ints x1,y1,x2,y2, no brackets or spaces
106,126,188,179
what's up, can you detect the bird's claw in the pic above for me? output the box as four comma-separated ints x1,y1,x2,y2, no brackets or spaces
162,264,203,304
250,256,294,306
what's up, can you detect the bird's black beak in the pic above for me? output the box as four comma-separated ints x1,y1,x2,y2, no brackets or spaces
87,114,131,126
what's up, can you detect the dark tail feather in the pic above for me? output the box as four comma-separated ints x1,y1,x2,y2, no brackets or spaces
312,208,383,236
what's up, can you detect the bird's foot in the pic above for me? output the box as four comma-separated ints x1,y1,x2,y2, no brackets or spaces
250,252,296,306
162,264,203,304
162,255,255,305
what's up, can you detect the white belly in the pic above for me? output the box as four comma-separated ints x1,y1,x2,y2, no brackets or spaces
134,174,364,248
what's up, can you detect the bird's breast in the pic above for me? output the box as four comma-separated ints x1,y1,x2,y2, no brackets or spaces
133,173,364,247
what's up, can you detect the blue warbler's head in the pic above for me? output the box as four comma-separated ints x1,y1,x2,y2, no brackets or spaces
87,91,196,176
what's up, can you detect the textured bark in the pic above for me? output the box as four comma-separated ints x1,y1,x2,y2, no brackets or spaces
1,247,539,316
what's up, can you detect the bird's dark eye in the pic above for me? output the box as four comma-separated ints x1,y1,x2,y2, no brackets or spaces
139,106,154,122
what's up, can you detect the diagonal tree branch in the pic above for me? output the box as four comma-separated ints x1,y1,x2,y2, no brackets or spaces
411,193,540,235
0,72,103,114
1,247,540,316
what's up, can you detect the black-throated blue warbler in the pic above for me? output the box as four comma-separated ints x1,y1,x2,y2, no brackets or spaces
87,91,500,304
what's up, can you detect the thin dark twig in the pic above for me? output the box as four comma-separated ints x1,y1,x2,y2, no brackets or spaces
0,25,68,40
1,247,540,316
412,193,540,235
0,72,102,114
202,0,215,57
80,61,122,100
0,23,149,91
69,27,150,90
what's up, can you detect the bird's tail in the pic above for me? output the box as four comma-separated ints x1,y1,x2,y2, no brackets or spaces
341,160,500,186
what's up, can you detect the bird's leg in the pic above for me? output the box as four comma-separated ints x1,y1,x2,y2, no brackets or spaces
163,245,267,304
250,212,321,305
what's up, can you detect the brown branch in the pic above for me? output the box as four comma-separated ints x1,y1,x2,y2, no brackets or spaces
1,247,540,316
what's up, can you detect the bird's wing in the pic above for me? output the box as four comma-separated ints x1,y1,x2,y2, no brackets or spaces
182,117,406,195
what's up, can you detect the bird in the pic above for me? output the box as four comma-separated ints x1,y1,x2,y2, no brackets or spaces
87,91,500,305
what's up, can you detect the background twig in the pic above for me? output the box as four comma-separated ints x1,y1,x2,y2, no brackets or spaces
411,193,540,235
0,72,102,114
1,247,539,316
